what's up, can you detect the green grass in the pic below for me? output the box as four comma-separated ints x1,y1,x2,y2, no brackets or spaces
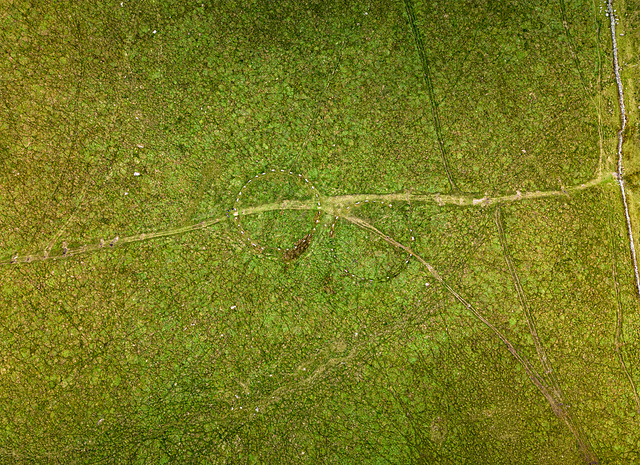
1,0,639,464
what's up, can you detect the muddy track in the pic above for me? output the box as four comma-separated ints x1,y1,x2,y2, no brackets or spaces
1,173,613,266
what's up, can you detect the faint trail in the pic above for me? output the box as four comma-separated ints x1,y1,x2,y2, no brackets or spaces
402,0,457,192
590,0,605,178
287,3,371,173
288,46,346,173
42,212,78,260
559,0,606,178
343,214,600,465
559,0,588,89
494,207,562,399
607,198,640,412
607,0,640,302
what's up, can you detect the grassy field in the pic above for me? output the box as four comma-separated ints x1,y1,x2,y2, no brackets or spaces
1,0,640,463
